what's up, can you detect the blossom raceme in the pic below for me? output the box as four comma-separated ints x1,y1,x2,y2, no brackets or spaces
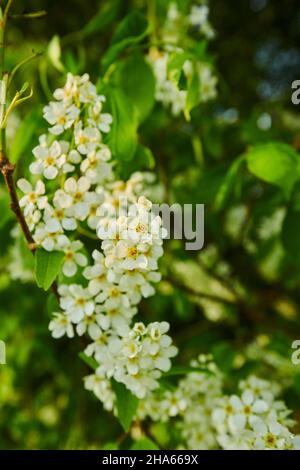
148,2,217,116
136,355,300,450
17,72,177,404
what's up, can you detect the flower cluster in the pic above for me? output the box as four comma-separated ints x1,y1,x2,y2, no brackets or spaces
213,375,298,450
84,321,177,399
148,1,217,115
18,72,177,401
137,355,300,450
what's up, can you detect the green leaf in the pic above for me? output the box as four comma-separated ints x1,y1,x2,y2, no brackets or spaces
111,11,148,45
48,35,65,72
246,142,300,197
81,0,121,38
111,379,139,432
117,144,154,180
131,438,159,450
10,108,43,164
118,144,155,180
102,11,149,72
212,342,236,373
0,188,13,228
215,156,245,210
78,352,98,370
134,143,155,168
47,293,60,317
102,442,119,450
282,207,300,261
184,66,200,120
167,51,190,86
34,248,64,290
109,87,138,162
115,53,155,123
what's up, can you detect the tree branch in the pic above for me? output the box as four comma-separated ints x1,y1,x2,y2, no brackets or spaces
0,153,59,300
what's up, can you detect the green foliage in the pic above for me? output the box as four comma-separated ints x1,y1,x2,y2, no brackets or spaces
115,53,155,124
101,11,149,72
111,380,139,432
1,0,300,452
10,108,44,164
108,87,138,163
35,249,64,291
0,189,13,228
215,156,245,209
80,0,121,39
48,36,65,72
246,142,300,197
131,438,159,450
78,352,98,371
282,207,300,261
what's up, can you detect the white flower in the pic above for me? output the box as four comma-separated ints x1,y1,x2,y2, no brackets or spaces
88,99,113,132
84,328,112,358
25,209,42,231
80,146,112,183
188,5,209,27
49,312,74,338
143,322,178,371
34,222,69,251
53,73,88,103
86,194,104,229
217,430,255,450
251,417,294,450
59,284,95,323
83,373,114,411
74,122,101,154
213,390,269,435
198,64,217,102
96,304,137,334
228,391,269,433
76,312,102,338
114,240,149,270
95,284,130,310
83,250,109,295
161,389,187,417
45,196,77,231
43,101,80,135
239,375,280,404
17,178,47,216
59,240,88,277
55,176,96,220
149,52,187,116
30,136,69,179
118,270,155,299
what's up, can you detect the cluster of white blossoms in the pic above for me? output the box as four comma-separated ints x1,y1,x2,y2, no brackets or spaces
212,375,299,450
17,72,177,400
137,355,300,450
84,321,177,399
148,2,217,116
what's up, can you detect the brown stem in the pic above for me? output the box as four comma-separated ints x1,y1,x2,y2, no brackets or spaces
0,151,59,300
0,154,35,247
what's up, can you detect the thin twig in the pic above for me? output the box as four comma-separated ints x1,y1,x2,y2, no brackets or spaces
0,1,59,300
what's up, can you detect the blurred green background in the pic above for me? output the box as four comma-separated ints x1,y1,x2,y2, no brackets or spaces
1,0,300,449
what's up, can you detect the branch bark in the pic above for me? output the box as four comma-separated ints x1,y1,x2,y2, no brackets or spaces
0,152,59,299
